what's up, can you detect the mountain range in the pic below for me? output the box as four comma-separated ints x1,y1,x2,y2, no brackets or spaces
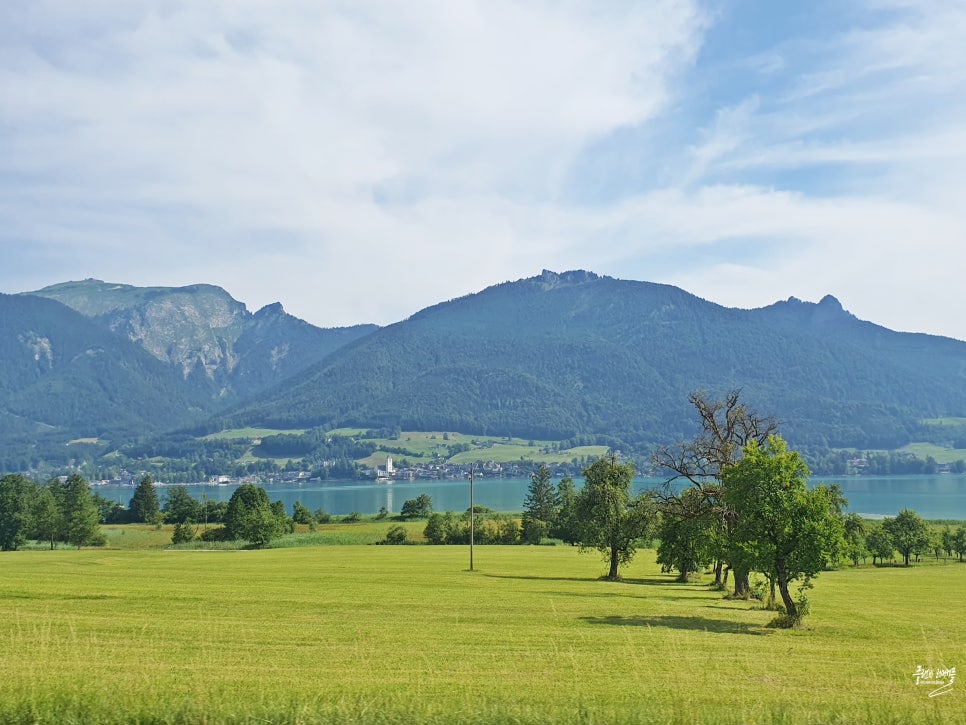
3,270,966,472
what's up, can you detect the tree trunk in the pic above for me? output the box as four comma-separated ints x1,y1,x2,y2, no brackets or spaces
608,546,620,580
904,551,910,566
732,566,751,598
776,563,797,619
713,561,723,586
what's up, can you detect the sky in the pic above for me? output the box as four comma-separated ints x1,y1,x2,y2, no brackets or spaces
3,1,966,339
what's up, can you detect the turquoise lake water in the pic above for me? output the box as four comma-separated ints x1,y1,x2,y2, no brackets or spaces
94,474,966,520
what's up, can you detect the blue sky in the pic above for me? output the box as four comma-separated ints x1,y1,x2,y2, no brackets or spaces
3,1,966,339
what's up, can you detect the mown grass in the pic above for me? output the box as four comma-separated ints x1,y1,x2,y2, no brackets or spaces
0,545,962,724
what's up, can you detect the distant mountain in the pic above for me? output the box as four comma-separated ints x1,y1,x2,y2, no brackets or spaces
0,293,206,456
226,270,966,449
25,279,378,402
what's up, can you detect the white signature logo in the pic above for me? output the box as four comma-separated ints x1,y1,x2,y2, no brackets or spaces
913,665,956,698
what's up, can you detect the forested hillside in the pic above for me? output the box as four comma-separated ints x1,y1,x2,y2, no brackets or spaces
0,294,208,469
6,270,966,476
225,270,966,450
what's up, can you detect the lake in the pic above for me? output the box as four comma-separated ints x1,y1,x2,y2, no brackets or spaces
93,473,966,520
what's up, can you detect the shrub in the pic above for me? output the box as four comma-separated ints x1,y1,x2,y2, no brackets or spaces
381,525,408,545
171,521,196,545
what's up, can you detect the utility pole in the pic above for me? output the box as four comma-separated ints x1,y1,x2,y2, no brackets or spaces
469,465,475,571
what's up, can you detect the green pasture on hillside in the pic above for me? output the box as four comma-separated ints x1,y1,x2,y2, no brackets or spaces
354,430,609,467
898,442,966,465
203,427,308,441
0,545,963,724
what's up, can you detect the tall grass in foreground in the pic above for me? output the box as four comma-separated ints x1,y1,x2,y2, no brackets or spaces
0,546,962,724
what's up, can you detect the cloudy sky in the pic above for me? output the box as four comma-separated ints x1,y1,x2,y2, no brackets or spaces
3,1,966,339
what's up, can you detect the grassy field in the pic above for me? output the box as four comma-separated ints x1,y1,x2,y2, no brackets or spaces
202,427,308,441
353,430,609,468
0,543,963,724
898,442,966,465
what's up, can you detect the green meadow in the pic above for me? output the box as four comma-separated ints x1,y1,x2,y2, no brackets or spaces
1,543,963,724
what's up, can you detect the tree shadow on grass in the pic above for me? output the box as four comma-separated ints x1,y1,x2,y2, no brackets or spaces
483,573,598,584
483,573,707,590
580,614,770,636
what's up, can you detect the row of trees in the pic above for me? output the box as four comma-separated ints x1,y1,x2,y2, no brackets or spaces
509,393,943,626
0,472,316,550
0,473,102,549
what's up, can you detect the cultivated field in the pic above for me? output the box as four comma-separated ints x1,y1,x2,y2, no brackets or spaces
0,545,962,724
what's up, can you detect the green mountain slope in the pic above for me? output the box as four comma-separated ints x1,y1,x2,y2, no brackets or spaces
0,293,207,452
26,279,378,402
226,270,966,449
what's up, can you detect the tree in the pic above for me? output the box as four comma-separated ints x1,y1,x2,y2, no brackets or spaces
576,455,657,580
61,473,101,548
842,513,868,566
423,512,447,544
952,526,966,562
31,485,63,550
292,501,314,525
865,524,894,565
723,436,844,623
0,474,36,551
129,475,161,525
522,464,559,544
400,493,433,520
653,391,778,596
883,509,930,566
162,485,201,524
550,477,581,545
224,484,285,547
656,488,717,582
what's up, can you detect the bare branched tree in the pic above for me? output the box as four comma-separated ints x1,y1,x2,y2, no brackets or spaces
652,390,778,595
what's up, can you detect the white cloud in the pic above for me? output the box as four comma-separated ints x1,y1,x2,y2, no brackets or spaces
2,0,966,343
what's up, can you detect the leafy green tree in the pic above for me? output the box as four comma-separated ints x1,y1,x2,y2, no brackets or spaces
162,485,201,524
92,493,127,524
400,493,433,519
842,513,868,566
866,524,894,565
292,501,314,525
224,484,284,547
61,473,101,548
314,507,332,524
723,436,844,623
423,512,447,544
0,474,36,550
31,485,63,550
941,526,954,558
883,509,930,566
576,456,657,580
656,488,717,581
550,477,581,545
129,475,161,524
952,526,966,562
522,464,559,544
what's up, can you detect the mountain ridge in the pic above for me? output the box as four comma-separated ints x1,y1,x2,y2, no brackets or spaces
6,270,966,473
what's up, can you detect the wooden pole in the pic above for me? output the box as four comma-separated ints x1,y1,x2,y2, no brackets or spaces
469,465,475,571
